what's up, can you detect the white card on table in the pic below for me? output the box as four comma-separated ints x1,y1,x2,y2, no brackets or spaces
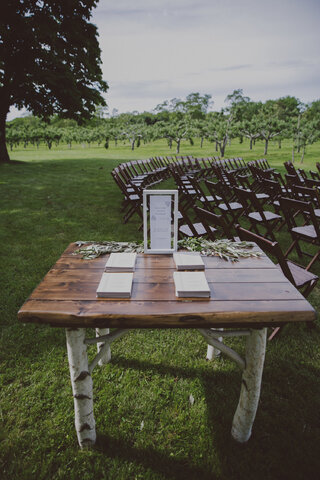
173,252,205,270
96,272,134,298
173,271,210,298
105,252,137,272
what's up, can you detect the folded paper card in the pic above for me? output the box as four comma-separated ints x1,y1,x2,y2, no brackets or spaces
105,252,137,272
173,252,204,270
96,272,134,298
173,271,210,298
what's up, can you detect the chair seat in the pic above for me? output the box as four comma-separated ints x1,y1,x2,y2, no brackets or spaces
249,211,282,222
292,225,317,239
200,195,215,203
256,193,269,200
284,261,318,288
128,194,140,201
218,202,243,211
179,223,216,237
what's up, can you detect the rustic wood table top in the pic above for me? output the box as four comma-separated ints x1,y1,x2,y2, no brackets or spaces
18,243,316,329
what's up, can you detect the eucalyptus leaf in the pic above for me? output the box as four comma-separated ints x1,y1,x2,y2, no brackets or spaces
73,239,262,262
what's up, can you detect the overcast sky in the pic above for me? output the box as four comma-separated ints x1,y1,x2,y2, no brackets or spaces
8,0,320,120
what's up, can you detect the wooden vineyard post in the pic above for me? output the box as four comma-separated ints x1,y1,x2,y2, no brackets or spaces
231,328,267,443
66,328,96,448
96,328,111,365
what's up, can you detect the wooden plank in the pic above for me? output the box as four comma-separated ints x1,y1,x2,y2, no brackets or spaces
44,267,287,284
29,278,303,302
18,299,316,328
57,246,272,271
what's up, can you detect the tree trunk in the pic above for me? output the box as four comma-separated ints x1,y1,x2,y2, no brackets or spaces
0,110,10,163
220,141,225,157
176,139,180,154
131,139,135,150
264,138,269,155
200,137,204,148
249,138,253,150
300,146,305,163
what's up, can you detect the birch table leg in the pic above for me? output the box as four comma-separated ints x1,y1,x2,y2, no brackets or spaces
231,328,267,443
96,328,111,365
66,328,96,448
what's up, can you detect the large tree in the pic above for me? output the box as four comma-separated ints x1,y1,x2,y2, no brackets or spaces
0,0,108,163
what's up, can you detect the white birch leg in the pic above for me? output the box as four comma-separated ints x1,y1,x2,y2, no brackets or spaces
66,328,96,448
95,328,111,365
231,328,267,443
206,328,223,360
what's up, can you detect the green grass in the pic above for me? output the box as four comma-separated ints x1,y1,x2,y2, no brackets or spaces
1,138,320,480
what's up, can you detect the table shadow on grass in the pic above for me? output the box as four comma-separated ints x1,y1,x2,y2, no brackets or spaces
208,355,320,480
94,433,219,480
94,350,320,480
94,356,239,479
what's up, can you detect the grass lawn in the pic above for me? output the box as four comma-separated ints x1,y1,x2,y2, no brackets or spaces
1,138,320,480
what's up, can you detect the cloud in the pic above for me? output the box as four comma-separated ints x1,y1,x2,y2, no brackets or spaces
7,0,320,119
209,64,253,72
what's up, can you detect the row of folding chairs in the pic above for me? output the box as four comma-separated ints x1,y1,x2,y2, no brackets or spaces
176,167,320,271
177,187,319,340
111,155,251,223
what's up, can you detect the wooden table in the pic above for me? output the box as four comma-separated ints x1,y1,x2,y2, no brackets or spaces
18,243,316,448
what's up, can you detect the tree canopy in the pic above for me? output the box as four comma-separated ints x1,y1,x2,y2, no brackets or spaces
0,0,108,162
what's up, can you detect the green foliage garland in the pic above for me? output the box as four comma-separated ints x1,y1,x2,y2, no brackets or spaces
74,239,262,262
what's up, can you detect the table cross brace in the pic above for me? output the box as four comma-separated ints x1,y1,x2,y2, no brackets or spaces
197,328,248,370
87,329,131,374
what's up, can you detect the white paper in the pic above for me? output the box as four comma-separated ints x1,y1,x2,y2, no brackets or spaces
150,195,171,250
105,252,137,272
173,271,210,297
96,272,133,298
173,252,204,270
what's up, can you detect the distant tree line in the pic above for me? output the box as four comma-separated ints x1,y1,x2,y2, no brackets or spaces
6,90,320,162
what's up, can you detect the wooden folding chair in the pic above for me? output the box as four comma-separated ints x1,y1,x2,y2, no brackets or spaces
305,178,320,189
280,197,320,270
195,207,235,240
236,225,318,339
178,195,217,239
111,170,143,223
186,176,220,211
234,187,282,241
204,180,244,226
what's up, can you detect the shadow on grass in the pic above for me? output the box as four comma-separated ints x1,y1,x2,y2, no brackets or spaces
1,159,26,165
95,432,218,480
95,348,320,480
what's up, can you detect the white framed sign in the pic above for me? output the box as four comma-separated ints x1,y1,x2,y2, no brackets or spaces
143,190,178,254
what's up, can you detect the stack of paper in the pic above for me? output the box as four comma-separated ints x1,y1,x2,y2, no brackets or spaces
105,252,137,272
173,271,211,298
173,252,204,270
96,272,133,298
